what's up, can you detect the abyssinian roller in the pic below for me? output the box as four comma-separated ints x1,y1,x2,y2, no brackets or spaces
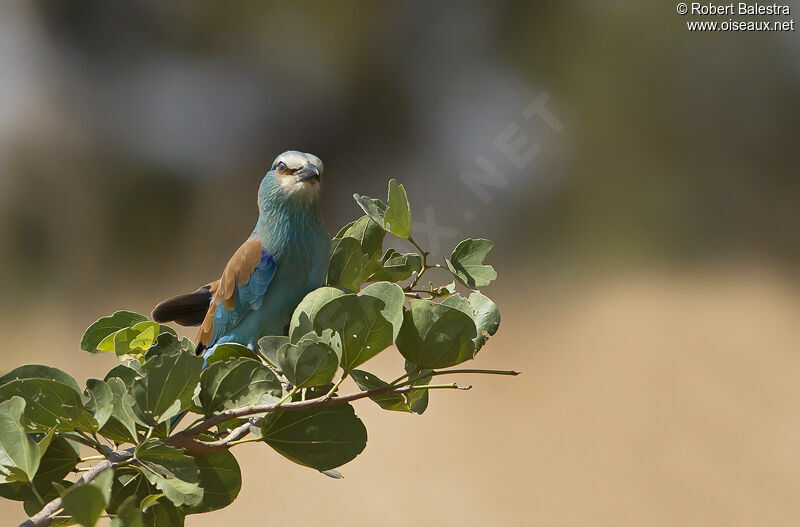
153,151,331,359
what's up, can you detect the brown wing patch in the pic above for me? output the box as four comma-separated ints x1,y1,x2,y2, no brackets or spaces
196,237,264,346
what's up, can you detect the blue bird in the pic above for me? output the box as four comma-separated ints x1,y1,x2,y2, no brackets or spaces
153,151,331,360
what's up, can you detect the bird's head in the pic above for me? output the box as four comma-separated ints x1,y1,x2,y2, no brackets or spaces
261,150,324,206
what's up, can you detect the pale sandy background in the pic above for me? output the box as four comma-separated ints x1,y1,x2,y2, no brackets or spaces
1,266,799,526
1,1,799,525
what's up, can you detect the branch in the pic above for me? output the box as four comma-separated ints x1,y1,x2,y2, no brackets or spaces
167,383,419,451
22,382,469,525
20,451,134,527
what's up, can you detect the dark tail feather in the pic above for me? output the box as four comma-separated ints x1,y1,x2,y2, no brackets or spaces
152,286,213,327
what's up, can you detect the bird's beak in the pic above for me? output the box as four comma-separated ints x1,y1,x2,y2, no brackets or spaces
295,164,320,182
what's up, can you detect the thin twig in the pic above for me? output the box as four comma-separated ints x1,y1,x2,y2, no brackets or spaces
428,369,520,377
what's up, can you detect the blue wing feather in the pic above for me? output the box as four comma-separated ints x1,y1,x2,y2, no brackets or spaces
209,250,276,345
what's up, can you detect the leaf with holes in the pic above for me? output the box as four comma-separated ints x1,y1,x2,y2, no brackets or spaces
358,281,405,340
0,379,85,433
289,287,346,343
396,299,477,369
0,365,81,394
312,294,394,372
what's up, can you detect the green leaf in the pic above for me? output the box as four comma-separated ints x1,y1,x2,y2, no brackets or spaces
135,440,202,507
0,379,85,433
183,451,241,515
108,469,154,513
384,179,412,238
353,194,388,227
34,436,80,493
144,333,193,361
349,370,410,412
439,293,471,312
261,403,367,471
432,281,457,298
104,365,140,388
93,468,115,505
396,299,478,369
334,220,356,238
22,480,73,524
81,311,148,353
128,322,160,353
100,322,173,361
358,281,405,340
97,328,140,359
135,441,197,481
321,469,344,479
205,343,258,365
445,238,497,288
467,291,500,350
198,358,282,414
277,333,339,389
84,379,113,430
61,475,111,527
0,397,40,483
111,496,143,527
257,336,289,369
327,236,370,291
404,363,433,415
0,435,81,502
369,249,422,282
337,215,385,255
312,294,395,372
101,378,139,444
0,365,81,394
131,352,204,425
289,287,346,343
443,292,501,353
336,215,386,275
35,427,57,458
61,404,101,434
146,501,185,526
140,493,163,512
109,471,185,526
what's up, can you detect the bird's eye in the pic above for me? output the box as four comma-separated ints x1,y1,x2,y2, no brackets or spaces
276,161,288,172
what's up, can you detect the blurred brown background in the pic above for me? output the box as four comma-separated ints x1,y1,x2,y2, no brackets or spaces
1,1,799,525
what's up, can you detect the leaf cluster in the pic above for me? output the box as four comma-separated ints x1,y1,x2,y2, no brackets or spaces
0,180,511,527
